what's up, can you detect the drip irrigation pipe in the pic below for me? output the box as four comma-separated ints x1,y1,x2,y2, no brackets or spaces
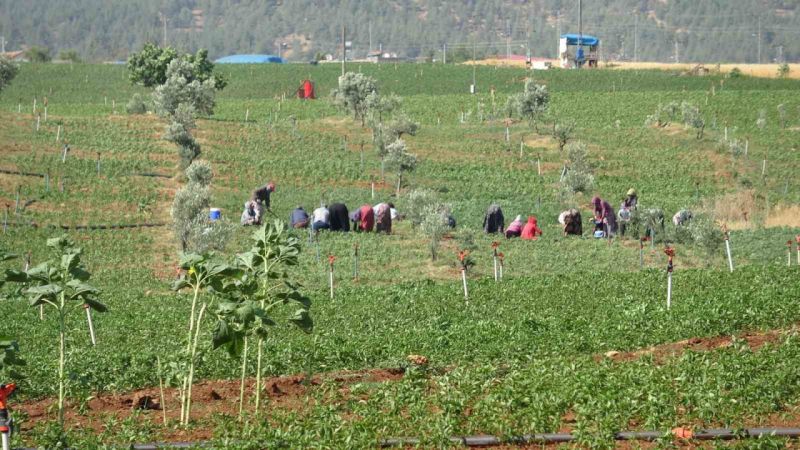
0,169,171,179
0,169,44,178
379,428,800,447
9,427,800,449
4,222,166,231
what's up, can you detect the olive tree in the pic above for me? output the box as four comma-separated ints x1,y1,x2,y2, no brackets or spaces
506,79,550,132
331,72,377,126
152,59,217,119
128,44,225,89
171,160,231,253
384,139,418,196
420,203,452,261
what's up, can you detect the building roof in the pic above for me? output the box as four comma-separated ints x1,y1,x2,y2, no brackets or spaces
215,54,285,64
560,34,600,46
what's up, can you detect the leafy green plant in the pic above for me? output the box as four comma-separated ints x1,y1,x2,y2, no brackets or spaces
152,59,216,118
228,221,313,413
3,236,106,429
778,63,790,78
171,252,240,425
0,335,24,378
552,120,575,152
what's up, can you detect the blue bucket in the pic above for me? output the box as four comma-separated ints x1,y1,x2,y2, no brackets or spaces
209,208,221,221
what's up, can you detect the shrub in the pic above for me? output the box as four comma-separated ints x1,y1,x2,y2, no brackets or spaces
128,44,225,89
331,72,377,125
505,79,549,131
185,160,213,187
125,94,148,115
778,63,790,78
420,203,452,261
404,189,440,227
25,46,51,63
0,56,19,93
728,67,742,79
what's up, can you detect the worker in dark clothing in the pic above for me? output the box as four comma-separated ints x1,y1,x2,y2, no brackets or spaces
289,206,309,228
328,203,350,232
252,182,275,210
483,204,505,234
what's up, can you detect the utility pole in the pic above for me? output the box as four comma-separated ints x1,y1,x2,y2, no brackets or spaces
341,25,346,76
633,13,638,62
369,22,372,51
0,36,5,53
443,43,447,64
471,40,476,94
556,10,561,58
757,16,762,64
506,19,511,61
674,39,679,64
159,12,168,47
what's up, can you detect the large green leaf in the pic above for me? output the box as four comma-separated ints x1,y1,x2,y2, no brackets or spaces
25,284,63,296
67,280,100,298
171,278,191,291
60,249,82,272
289,309,313,333
277,290,312,309
84,297,108,313
0,252,17,262
179,253,205,270
4,269,29,283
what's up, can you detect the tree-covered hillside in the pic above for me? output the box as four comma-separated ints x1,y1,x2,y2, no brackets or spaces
1,0,798,63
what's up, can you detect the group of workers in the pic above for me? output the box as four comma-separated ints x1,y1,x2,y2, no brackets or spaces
287,202,398,233
242,182,693,240
482,188,694,240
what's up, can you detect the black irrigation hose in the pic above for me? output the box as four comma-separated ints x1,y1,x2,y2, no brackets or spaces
0,169,171,179
0,169,44,178
379,428,800,447
10,427,800,449
4,222,166,231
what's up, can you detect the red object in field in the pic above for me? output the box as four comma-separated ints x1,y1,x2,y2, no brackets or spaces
297,80,315,99
0,383,16,410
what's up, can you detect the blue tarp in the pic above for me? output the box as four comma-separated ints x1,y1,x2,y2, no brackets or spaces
215,54,286,64
561,34,599,46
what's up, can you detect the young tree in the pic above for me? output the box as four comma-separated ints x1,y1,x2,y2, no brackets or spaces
386,113,419,140
365,91,401,126
420,203,452,261
164,121,201,169
384,139,418,196
505,79,549,132
171,160,231,253
552,120,575,152
57,50,82,63
560,141,595,195
0,56,19,93
331,72,377,126
152,59,217,118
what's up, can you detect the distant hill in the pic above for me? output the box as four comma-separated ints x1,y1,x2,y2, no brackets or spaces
0,0,798,64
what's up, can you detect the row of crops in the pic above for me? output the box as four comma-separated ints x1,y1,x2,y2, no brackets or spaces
2,62,800,447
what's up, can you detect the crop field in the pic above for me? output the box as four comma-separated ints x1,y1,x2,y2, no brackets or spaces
2,62,800,449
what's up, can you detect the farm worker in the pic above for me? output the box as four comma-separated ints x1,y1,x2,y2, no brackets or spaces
311,205,330,232
375,203,392,234
289,206,309,228
389,203,399,221
673,209,693,226
505,215,524,238
521,216,543,240
618,189,637,237
240,200,262,226
592,196,617,236
559,209,583,236
349,208,361,230
483,204,505,234
252,182,275,210
447,214,457,229
623,188,638,210
359,204,375,232
328,203,350,232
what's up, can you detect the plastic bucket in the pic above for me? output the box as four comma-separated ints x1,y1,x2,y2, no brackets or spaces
209,208,221,221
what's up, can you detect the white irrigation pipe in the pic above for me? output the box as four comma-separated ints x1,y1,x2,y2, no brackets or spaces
84,304,97,346
461,268,468,300
724,232,734,273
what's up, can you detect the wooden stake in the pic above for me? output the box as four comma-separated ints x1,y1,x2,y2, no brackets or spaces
55,125,61,142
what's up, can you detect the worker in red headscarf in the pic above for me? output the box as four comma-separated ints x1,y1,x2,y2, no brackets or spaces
520,216,543,240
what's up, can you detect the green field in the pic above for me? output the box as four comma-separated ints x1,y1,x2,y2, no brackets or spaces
2,62,800,449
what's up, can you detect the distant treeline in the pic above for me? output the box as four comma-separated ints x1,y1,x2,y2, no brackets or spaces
1,0,799,64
